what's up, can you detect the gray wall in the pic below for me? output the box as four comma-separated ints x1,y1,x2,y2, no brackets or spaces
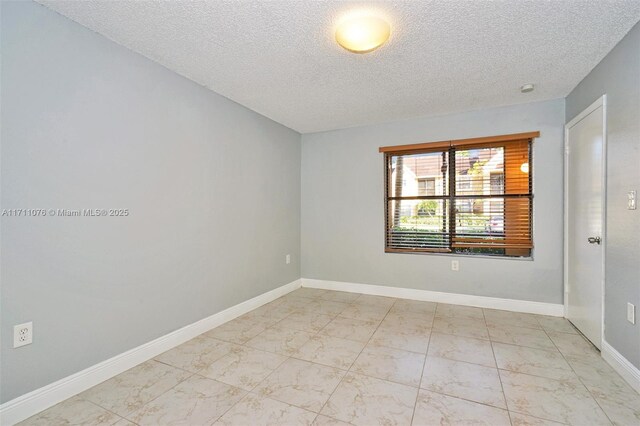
566,22,640,369
1,1,301,403
302,99,565,304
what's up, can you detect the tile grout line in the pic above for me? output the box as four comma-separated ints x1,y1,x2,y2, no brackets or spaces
215,302,576,425
313,293,403,422
416,308,580,422
214,291,348,421
201,305,602,424
72,357,199,424
29,292,601,425
202,344,293,424
88,399,138,426
538,321,616,426
494,315,597,425
428,311,592,383
492,313,582,425
430,311,611,424
409,302,436,426
242,291,360,422
147,352,297,425
25,293,328,423
133,302,558,425
218,293,319,419
420,305,530,414
289,300,365,426
204,291,324,423
313,293,383,411
483,307,513,425
121,366,197,424
411,388,538,417
166,291,318,425
314,302,526,418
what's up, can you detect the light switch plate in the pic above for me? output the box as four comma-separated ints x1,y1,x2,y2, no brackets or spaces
628,190,637,210
628,303,636,325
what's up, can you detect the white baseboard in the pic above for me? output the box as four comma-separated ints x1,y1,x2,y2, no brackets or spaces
0,279,301,426
602,340,640,394
302,278,564,317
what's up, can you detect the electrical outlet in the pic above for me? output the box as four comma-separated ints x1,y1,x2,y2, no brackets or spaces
628,190,637,210
628,303,636,325
286,254,291,265
13,322,33,348
451,260,459,271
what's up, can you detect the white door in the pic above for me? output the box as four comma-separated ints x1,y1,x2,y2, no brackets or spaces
565,96,606,349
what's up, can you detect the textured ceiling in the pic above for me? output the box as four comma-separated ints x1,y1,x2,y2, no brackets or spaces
37,0,640,133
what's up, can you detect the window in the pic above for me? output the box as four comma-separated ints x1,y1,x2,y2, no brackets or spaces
417,178,436,196
490,172,505,194
380,132,537,257
457,176,471,192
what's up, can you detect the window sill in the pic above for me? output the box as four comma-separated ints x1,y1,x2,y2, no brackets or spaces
384,248,534,261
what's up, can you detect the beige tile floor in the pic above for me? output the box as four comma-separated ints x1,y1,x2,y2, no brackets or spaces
20,288,640,426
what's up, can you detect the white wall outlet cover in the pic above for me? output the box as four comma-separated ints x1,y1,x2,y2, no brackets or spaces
14,322,33,348
451,260,459,271
628,190,637,210
286,254,291,264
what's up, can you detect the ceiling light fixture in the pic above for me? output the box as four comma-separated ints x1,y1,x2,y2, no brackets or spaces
335,15,390,53
520,83,535,93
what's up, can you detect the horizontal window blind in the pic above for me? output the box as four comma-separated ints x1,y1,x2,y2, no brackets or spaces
382,132,537,257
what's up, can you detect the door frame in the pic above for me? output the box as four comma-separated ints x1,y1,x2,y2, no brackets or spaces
563,94,607,348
